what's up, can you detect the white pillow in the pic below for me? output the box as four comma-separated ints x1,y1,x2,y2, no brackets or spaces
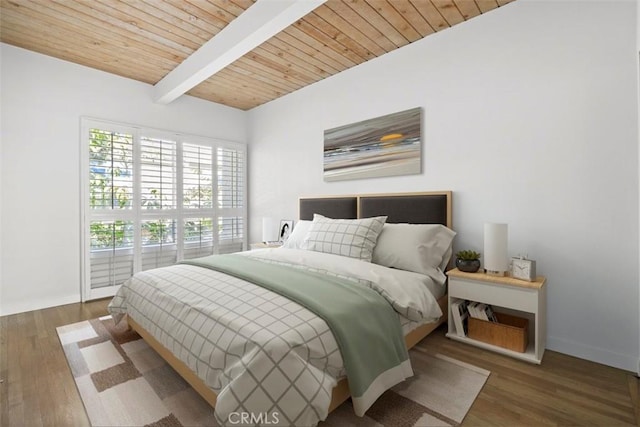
281,220,312,249
301,214,387,262
372,223,456,278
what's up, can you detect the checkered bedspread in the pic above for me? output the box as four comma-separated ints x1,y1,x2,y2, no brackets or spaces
107,245,441,427
109,263,346,426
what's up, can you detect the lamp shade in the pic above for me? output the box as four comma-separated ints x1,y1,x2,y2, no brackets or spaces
484,223,508,275
262,217,278,242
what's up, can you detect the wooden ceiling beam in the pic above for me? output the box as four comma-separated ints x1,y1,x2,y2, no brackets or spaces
153,0,327,105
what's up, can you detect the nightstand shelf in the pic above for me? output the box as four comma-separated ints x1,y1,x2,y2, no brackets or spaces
446,268,547,364
447,330,539,363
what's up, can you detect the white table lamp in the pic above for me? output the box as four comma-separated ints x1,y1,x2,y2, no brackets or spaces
484,223,508,276
262,218,278,243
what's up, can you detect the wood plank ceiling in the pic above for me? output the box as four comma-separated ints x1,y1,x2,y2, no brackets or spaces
0,0,515,110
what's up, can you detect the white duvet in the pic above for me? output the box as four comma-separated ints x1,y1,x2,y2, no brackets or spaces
241,248,443,322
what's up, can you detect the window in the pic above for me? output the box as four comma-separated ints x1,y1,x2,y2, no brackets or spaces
81,119,246,301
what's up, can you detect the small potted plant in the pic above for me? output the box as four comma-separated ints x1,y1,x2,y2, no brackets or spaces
455,250,481,273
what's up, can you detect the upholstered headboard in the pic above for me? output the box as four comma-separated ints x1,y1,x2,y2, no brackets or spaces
299,192,452,228
298,197,358,221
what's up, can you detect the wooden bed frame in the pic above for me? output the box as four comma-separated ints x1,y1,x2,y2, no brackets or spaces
127,191,453,415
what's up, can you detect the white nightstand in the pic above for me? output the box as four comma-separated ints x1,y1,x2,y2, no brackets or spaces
249,242,282,250
446,268,547,364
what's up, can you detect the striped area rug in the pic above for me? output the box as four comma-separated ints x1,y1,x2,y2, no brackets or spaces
57,316,489,427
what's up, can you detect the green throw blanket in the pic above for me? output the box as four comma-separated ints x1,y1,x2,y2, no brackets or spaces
180,254,411,416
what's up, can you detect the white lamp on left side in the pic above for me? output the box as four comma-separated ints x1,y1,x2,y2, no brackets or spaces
484,223,508,276
262,218,278,243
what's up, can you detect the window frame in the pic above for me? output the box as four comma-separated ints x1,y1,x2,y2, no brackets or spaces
80,117,247,301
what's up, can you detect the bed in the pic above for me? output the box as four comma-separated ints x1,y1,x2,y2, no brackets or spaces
108,191,453,426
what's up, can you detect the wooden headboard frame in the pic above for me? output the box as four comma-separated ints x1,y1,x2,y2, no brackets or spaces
299,191,452,228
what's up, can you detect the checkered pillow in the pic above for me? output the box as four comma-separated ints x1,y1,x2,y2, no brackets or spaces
301,214,387,262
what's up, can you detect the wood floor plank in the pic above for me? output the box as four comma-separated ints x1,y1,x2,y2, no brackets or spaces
411,326,638,427
0,300,638,426
629,374,640,427
0,314,8,427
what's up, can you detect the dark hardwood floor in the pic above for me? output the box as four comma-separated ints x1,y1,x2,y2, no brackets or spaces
1,299,638,426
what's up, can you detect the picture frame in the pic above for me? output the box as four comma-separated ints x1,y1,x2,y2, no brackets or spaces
278,220,293,243
323,107,422,182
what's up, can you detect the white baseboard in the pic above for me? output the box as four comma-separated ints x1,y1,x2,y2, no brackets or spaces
0,294,80,317
547,335,639,374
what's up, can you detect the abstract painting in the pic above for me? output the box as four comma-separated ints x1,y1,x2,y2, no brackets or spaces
323,107,422,182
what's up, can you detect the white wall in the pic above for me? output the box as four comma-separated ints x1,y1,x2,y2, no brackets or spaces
248,0,640,372
0,49,3,316
0,43,247,316
636,0,640,375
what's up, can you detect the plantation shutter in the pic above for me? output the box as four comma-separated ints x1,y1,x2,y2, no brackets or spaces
82,118,247,301
140,136,177,271
87,128,135,294
183,217,215,259
182,143,215,260
217,146,245,254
